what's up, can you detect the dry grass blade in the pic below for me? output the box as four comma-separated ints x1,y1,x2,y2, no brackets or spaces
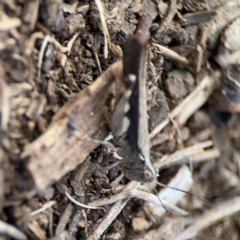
65,192,106,212
88,181,140,240
90,187,169,208
66,32,81,55
155,140,220,170
89,167,192,238
176,197,240,240
2,0,240,239
0,82,10,131
95,0,111,58
30,200,56,216
150,71,220,139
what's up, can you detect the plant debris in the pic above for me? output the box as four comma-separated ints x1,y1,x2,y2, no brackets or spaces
1,0,240,239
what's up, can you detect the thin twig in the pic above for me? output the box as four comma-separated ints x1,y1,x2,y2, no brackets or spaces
176,197,240,240
66,32,81,55
90,188,160,207
88,181,140,240
149,71,220,139
191,148,221,163
154,140,220,170
155,0,177,36
90,186,188,216
0,82,10,131
65,192,106,212
30,200,56,216
0,220,27,240
55,204,73,236
94,51,103,74
152,43,189,65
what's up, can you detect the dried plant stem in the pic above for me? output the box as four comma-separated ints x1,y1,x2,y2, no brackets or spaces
95,0,111,58
65,192,106,212
152,43,189,65
66,32,81,55
155,140,220,170
90,188,162,207
150,71,220,139
30,200,56,216
55,204,73,236
155,0,177,35
0,220,27,240
176,197,240,240
88,181,140,240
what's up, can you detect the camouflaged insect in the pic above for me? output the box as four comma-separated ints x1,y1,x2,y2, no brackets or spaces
111,35,156,182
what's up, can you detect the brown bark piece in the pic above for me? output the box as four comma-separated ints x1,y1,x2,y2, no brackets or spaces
21,61,122,191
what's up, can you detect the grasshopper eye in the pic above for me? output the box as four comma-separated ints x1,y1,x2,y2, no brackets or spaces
143,169,155,182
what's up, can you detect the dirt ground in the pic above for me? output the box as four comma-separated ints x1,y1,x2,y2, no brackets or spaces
1,0,240,239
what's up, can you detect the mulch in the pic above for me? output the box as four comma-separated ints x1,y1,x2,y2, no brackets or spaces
1,0,240,239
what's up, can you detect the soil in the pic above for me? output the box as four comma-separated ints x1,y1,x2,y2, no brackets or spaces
1,0,240,240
